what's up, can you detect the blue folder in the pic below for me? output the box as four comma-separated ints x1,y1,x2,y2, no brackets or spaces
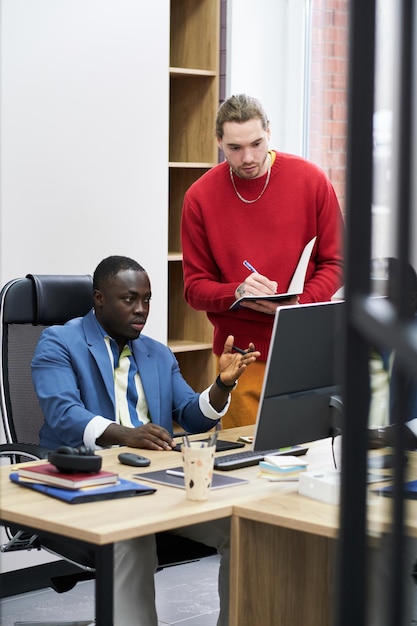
378,479,417,500
10,472,156,504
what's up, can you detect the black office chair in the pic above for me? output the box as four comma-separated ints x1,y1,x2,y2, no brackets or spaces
0,274,215,623
0,274,95,625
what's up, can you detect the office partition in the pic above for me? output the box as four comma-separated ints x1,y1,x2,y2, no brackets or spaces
337,1,417,625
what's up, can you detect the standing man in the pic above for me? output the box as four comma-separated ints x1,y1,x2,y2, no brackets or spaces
32,255,260,626
181,94,344,428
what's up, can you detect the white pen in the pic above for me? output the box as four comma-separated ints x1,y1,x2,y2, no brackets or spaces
166,469,185,478
243,260,258,274
267,477,299,482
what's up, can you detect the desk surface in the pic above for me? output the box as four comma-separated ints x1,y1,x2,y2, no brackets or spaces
0,427,334,544
1,426,416,545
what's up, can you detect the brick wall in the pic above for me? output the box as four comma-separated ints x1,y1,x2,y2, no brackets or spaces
309,0,349,214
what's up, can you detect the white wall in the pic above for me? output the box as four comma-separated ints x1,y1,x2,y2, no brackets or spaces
0,0,170,341
226,0,309,156
0,0,169,573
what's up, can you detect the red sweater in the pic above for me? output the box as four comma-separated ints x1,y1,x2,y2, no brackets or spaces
181,151,344,360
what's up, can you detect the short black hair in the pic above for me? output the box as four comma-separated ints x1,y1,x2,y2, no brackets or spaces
93,256,146,291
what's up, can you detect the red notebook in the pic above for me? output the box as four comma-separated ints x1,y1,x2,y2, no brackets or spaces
17,462,118,490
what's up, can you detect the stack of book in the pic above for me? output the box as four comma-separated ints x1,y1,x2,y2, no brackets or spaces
15,462,119,489
258,455,309,481
10,461,157,503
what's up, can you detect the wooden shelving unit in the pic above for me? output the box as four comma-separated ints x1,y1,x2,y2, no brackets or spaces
167,0,220,391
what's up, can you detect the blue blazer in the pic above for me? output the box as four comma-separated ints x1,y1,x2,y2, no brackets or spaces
32,310,218,449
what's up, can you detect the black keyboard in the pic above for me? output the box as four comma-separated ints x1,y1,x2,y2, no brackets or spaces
213,445,309,471
172,439,245,453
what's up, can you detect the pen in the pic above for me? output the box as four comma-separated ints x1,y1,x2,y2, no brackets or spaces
208,431,218,448
166,469,185,478
232,345,246,355
243,260,259,274
267,477,299,482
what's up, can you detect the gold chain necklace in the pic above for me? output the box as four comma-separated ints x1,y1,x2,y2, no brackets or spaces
229,158,271,204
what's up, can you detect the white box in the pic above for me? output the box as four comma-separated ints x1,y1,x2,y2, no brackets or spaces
298,469,341,505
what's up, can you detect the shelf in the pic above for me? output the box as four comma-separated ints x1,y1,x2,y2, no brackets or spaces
169,74,218,163
175,350,216,393
170,0,220,71
170,67,217,77
168,340,213,354
169,162,217,169
168,262,213,345
168,0,219,391
169,167,210,252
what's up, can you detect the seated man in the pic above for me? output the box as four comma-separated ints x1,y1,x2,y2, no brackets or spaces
368,257,417,450
369,391,417,450
31,255,260,626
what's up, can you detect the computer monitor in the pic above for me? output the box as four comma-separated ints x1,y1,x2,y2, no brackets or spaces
252,300,344,451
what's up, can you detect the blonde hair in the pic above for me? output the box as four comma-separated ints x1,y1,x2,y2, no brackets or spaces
215,94,269,139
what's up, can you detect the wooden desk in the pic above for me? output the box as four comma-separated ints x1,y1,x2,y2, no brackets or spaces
229,446,417,626
230,492,338,625
227,432,340,626
0,426,272,624
2,427,410,626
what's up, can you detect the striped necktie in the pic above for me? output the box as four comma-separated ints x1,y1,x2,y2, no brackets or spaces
114,344,150,427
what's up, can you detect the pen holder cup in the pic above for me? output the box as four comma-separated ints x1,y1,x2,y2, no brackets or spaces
181,441,216,501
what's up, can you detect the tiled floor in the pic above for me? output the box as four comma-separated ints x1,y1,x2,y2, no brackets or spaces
0,555,220,626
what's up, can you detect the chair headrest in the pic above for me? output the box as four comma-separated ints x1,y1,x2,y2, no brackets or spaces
27,274,94,325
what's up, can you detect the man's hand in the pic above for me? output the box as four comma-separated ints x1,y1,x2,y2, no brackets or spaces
97,422,175,451
236,272,299,314
218,335,261,387
235,272,277,300
368,424,417,450
208,335,261,412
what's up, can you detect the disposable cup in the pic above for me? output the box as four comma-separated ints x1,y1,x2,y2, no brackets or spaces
181,441,216,501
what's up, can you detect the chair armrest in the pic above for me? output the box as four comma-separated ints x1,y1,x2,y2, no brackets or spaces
0,443,51,461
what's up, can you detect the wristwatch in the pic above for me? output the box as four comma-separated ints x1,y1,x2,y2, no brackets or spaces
215,374,237,392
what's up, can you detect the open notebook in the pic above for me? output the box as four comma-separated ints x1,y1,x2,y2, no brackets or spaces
134,467,248,490
230,237,317,310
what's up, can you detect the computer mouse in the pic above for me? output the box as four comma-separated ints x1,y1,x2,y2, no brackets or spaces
118,452,151,467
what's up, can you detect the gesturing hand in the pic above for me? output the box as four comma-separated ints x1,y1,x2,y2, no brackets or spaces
218,335,261,387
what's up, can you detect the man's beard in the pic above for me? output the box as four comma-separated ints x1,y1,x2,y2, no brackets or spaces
229,151,269,179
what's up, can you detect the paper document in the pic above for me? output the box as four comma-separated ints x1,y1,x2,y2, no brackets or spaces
230,237,317,310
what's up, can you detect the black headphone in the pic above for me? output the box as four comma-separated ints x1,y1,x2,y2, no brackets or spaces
48,445,102,473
